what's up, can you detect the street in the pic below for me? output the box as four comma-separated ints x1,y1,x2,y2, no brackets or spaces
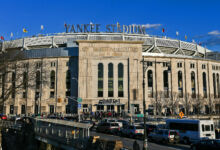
90,131,190,150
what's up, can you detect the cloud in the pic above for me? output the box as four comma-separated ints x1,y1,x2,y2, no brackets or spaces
132,23,162,29
208,30,220,35
201,36,220,46
141,23,162,29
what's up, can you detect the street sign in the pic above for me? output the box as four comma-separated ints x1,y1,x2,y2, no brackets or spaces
77,97,82,103
78,103,81,108
137,114,144,117
179,111,184,119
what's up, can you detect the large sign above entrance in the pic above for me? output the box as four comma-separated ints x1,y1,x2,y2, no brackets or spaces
98,99,120,105
64,23,146,34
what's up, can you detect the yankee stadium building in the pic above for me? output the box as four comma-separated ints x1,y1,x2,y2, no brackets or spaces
1,23,220,116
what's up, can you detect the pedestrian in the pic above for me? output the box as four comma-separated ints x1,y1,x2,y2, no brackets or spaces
133,140,140,150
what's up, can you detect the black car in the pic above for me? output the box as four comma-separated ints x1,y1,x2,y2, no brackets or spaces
191,139,220,150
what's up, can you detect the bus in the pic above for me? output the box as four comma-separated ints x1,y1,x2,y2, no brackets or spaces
166,119,215,143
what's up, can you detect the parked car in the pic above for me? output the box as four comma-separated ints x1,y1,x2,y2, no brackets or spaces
148,129,180,144
0,114,7,120
120,125,144,138
190,139,220,150
117,120,129,128
96,122,120,134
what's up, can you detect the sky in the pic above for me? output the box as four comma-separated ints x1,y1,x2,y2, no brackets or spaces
0,0,220,51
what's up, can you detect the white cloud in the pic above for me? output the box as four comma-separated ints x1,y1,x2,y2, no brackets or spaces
208,30,220,35
132,23,162,29
141,23,162,29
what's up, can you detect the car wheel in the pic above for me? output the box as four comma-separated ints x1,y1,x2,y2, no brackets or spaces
162,139,167,144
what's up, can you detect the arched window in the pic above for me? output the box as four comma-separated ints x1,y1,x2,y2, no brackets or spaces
148,70,153,97
50,70,55,89
118,63,124,97
23,72,27,89
98,63,104,97
12,72,16,98
1,73,5,99
36,71,40,89
203,72,207,98
163,70,169,97
217,74,220,98
178,71,183,98
191,71,196,98
213,73,217,98
108,63,114,97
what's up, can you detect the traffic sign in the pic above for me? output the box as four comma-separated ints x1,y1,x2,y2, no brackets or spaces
137,114,144,117
77,97,82,103
78,103,81,108
179,111,184,119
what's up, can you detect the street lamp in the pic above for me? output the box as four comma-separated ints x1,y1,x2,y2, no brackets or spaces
72,77,81,122
142,56,148,150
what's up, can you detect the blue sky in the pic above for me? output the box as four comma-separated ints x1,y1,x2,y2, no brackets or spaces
0,0,220,51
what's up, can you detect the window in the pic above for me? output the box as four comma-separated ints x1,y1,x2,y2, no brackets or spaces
22,92,26,98
148,70,153,97
50,70,55,89
10,105,14,114
118,63,124,97
23,72,27,89
133,89,137,100
147,61,153,66
50,105,54,114
202,64,206,69
23,63,28,68
98,63,104,97
21,105,25,114
36,62,42,68
11,72,16,98
51,62,56,67
190,63,195,69
212,65,215,70
170,123,198,131
50,91,55,98
191,72,196,98
178,71,183,97
66,61,69,66
213,73,217,98
163,62,168,67
66,91,70,97
163,70,169,97
108,63,114,97
66,70,71,89
177,62,182,68
35,92,40,100
203,72,207,98
36,71,41,89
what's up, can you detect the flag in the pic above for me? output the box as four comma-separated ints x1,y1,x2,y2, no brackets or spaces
64,23,67,28
0,36,4,40
41,25,44,30
10,32,13,38
23,28,28,33
176,31,179,36
192,39,195,43
199,42,202,46
162,28,165,33
185,35,187,40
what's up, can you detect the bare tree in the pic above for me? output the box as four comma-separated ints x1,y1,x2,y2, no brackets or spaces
164,92,180,116
0,49,49,114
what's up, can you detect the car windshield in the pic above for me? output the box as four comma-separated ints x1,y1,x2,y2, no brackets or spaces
111,123,118,126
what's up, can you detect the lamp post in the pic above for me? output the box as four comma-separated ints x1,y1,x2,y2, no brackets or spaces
67,96,81,122
142,56,148,150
